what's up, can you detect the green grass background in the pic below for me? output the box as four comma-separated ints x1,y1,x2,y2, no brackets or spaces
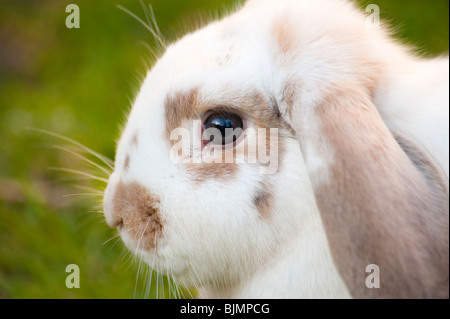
0,0,448,298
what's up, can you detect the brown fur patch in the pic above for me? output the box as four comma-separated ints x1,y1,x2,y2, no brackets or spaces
131,132,138,147
253,181,273,218
123,154,130,171
186,162,237,183
112,181,162,250
165,88,200,146
312,87,449,298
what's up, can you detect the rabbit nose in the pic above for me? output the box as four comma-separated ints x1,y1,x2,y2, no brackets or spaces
103,174,163,245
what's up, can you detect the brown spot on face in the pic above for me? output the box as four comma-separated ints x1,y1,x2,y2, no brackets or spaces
165,88,200,147
123,154,130,171
186,162,237,183
112,181,162,250
253,181,273,218
311,86,449,298
130,132,138,147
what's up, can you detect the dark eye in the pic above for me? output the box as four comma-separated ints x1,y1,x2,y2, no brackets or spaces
203,111,244,145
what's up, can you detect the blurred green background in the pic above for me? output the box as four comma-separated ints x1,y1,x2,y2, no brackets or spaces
0,0,448,299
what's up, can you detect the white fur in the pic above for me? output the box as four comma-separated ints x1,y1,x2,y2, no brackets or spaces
103,0,448,298
374,57,449,178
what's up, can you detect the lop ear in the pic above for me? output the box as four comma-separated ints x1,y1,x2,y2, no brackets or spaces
280,82,449,298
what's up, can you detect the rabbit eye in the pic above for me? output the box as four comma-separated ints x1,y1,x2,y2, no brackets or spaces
203,112,243,145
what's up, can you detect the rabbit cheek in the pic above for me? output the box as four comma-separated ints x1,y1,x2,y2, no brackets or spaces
112,181,163,251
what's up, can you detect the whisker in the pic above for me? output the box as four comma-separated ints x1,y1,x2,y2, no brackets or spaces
117,4,166,49
62,193,104,198
51,176,103,184
192,269,203,298
156,267,160,299
175,272,185,299
183,274,196,299
140,263,149,299
169,267,181,299
178,281,186,299
158,273,163,299
53,145,112,176
120,247,136,270
144,265,153,299
88,210,104,214
134,261,143,299
138,41,159,60
142,1,164,51
175,281,182,299
138,222,153,300
75,185,105,195
90,203,104,210
165,267,174,299
133,223,147,299
49,167,109,183
153,232,160,299
161,272,165,299
30,128,115,170
103,233,122,246
136,219,153,298
109,237,123,250
185,273,197,299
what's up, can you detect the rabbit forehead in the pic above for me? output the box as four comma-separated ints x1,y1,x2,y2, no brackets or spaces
158,29,279,137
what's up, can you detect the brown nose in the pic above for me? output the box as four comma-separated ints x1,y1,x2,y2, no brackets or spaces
106,180,163,248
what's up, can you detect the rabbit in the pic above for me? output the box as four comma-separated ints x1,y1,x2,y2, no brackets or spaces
103,0,449,298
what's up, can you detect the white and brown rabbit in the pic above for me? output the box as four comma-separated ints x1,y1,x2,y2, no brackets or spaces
103,0,449,298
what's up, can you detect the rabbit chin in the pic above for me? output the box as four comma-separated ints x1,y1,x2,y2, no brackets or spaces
117,195,351,298
119,227,202,281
